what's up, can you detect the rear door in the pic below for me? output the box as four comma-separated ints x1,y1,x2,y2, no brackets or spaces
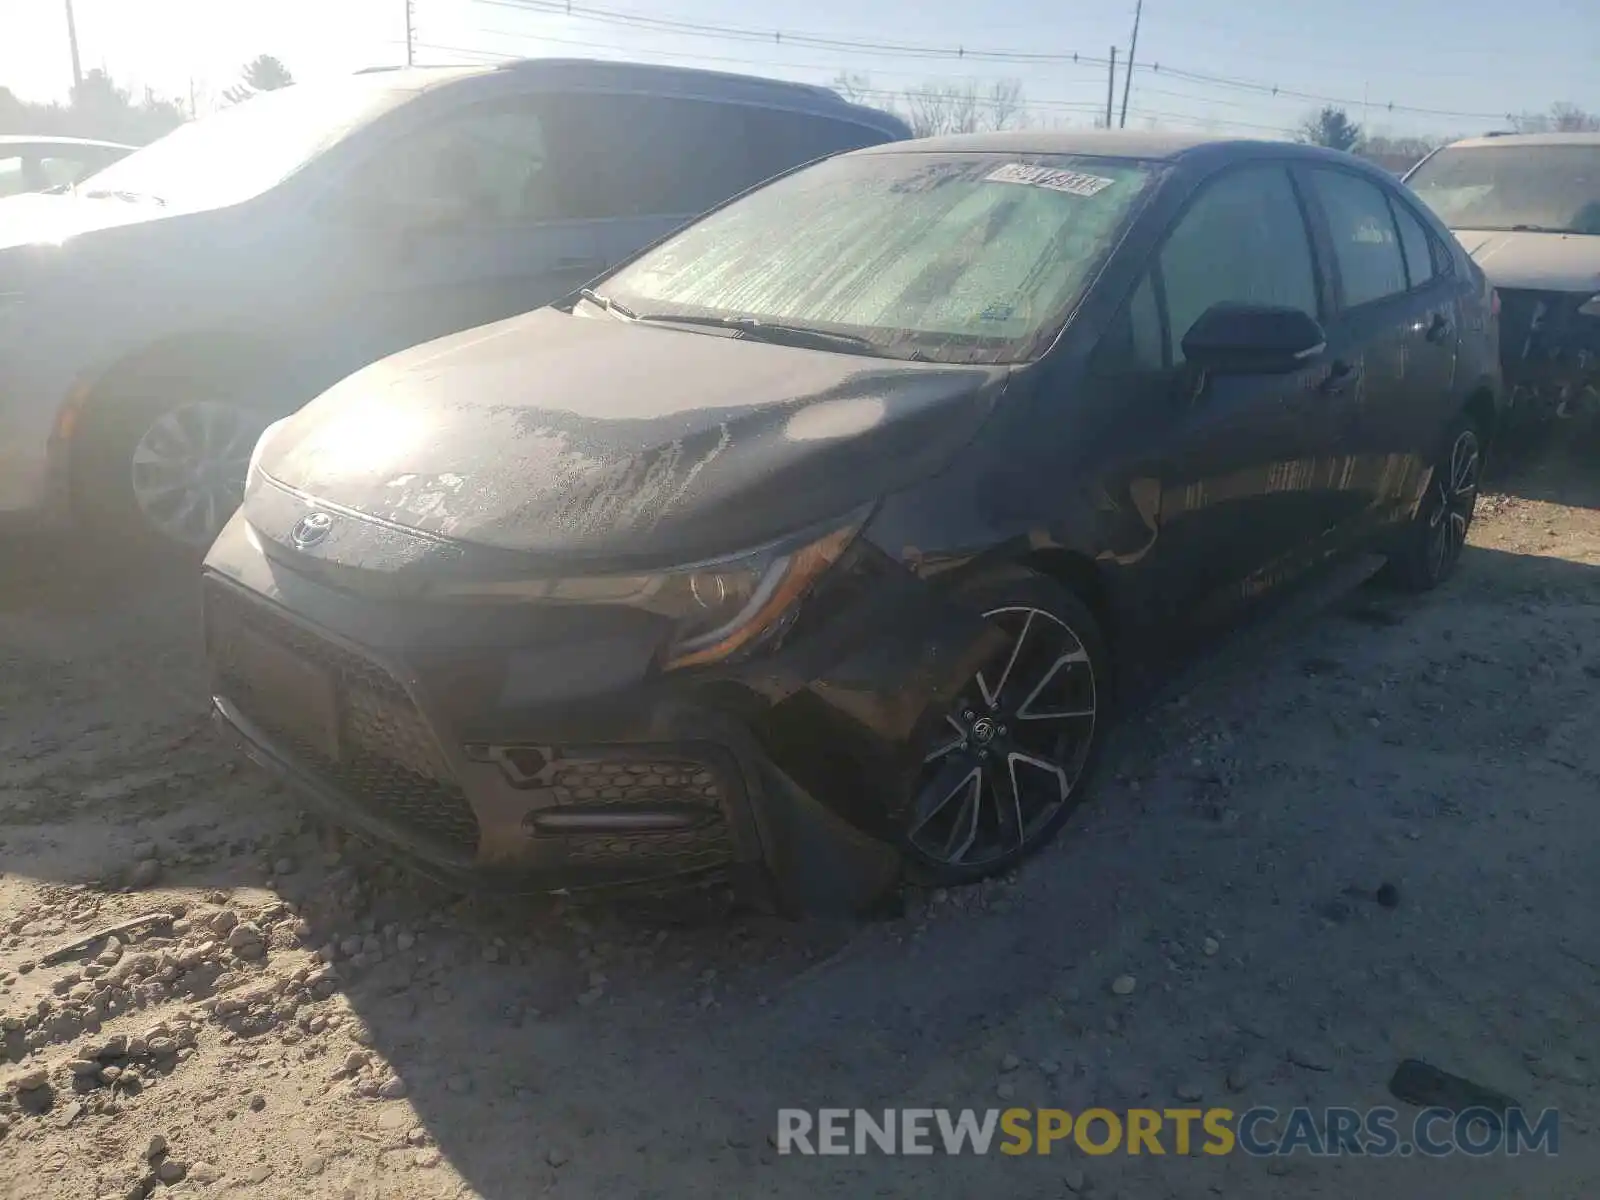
1298,166,1459,542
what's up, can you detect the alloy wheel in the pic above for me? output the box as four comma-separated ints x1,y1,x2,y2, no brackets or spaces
1425,428,1481,582
129,400,269,547
907,605,1098,869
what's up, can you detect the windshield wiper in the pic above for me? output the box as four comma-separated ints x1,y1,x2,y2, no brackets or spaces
634,312,887,354
576,288,637,319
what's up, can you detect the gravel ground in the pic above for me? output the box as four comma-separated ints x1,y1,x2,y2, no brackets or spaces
3,436,1600,1200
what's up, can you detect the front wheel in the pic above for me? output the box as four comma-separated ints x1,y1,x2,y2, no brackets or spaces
1382,416,1483,592
74,368,279,553
899,569,1111,886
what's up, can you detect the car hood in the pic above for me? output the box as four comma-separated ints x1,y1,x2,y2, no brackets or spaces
1451,228,1600,293
255,307,1008,567
0,190,172,251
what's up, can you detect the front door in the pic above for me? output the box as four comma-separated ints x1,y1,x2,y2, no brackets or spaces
1099,162,1345,626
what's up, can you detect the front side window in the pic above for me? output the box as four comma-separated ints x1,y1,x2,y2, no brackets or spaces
75,80,414,211
1160,165,1319,363
601,151,1156,364
0,155,28,198
1308,168,1408,308
1406,144,1600,235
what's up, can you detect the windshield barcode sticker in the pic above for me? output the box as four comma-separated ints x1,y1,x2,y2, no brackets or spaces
985,163,1116,197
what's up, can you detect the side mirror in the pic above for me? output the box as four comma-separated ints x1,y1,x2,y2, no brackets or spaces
1180,303,1326,375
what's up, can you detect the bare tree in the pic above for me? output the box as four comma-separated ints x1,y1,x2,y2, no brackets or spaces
830,71,875,107
1511,102,1600,133
900,79,1030,137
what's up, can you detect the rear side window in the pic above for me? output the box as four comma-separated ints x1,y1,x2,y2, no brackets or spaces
540,94,754,219
743,107,888,182
0,155,26,198
1390,197,1436,289
1307,169,1408,307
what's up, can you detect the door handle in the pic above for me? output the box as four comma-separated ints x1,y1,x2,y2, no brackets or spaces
1425,311,1453,344
1319,360,1362,396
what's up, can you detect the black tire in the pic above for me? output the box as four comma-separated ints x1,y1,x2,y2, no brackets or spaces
897,566,1112,887
1381,415,1483,592
73,353,284,554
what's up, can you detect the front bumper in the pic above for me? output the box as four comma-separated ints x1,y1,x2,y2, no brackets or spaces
1497,289,1600,419
200,518,994,914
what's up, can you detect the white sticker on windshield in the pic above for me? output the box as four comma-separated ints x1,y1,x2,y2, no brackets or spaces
985,162,1116,197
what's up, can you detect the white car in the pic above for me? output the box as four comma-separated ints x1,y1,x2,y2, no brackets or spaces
1406,132,1600,420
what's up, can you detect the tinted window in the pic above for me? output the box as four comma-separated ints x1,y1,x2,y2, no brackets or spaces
346,102,552,223
744,108,885,182
1159,166,1318,364
1309,169,1407,307
1093,273,1165,374
1391,197,1435,288
540,93,754,219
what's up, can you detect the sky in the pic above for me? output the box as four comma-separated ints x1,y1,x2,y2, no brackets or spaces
2,0,1598,142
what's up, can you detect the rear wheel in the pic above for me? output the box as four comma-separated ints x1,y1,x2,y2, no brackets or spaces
1383,416,1482,592
900,569,1110,886
74,360,281,552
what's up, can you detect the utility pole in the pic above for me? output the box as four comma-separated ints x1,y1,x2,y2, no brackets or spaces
1104,46,1117,129
63,0,83,92
404,0,416,66
1119,0,1142,129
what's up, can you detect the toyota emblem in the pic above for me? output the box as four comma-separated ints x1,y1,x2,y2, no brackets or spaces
290,511,335,549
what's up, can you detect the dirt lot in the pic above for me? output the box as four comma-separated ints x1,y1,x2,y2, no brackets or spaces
3,438,1600,1200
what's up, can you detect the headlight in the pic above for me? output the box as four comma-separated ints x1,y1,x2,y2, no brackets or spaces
431,508,870,669
1579,293,1600,318
245,417,290,487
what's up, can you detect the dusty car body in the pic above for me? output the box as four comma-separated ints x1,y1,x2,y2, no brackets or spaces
1407,132,1600,420
204,131,1502,914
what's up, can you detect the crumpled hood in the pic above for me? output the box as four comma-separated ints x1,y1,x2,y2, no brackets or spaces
256,306,1007,567
1452,228,1600,293
0,190,171,251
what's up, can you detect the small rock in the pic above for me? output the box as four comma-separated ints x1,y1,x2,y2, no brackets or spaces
378,1077,408,1100
1000,1053,1021,1073
68,1059,101,1077
188,1164,220,1185
395,931,415,952
305,1154,327,1176
273,858,295,876
1039,1059,1061,1077
482,945,500,963
545,1147,569,1168
147,1038,177,1058
226,924,264,950
1063,1166,1087,1193
129,860,162,889
1175,1081,1204,1102
1287,1045,1333,1072
157,1161,188,1185
1375,882,1401,909
244,1165,273,1184
12,1067,49,1092
1202,937,1220,957
100,1066,123,1084
342,1050,370,1074
249,1093,266,1112
1110,974,1137,997
147,1134,168,1160
1225,1060,1255,1093
414,1150,442,1169
406,1128,429,1146
996,1081,1016,1100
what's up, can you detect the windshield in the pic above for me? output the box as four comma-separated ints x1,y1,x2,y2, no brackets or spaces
71,81,416,211
600,150,1156,364
1406,145,1600,235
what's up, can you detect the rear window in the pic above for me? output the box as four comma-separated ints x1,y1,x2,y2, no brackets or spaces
1406,144,1600,235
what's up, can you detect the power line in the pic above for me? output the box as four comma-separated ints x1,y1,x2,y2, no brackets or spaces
469,0,1519,122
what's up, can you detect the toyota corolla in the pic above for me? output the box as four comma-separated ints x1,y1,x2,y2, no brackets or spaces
202,131,1501,914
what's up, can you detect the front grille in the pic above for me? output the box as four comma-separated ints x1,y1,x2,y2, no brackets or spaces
205,581,481,858
545,756,734,869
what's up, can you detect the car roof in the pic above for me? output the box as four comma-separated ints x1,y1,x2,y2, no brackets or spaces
357,58,910,137
0,134,136,151
1443,131,1600,149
